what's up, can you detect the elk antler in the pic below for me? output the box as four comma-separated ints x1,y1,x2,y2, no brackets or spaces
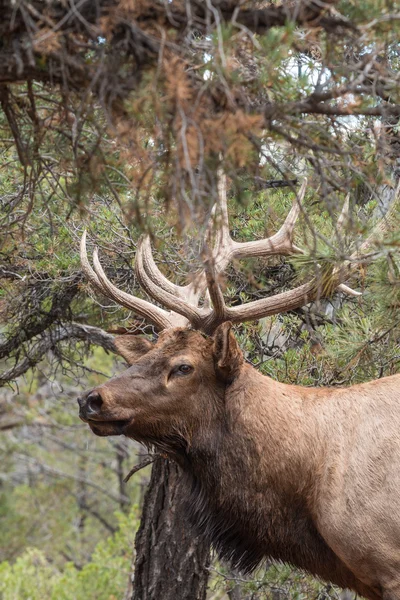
81,177,399,335
81,231,177,330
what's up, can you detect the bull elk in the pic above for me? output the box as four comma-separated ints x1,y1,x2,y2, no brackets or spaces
78,178,400,600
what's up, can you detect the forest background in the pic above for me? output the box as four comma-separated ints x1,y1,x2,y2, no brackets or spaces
1,1,400,599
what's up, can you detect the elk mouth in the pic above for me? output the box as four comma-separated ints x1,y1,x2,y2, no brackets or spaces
80,416,131,437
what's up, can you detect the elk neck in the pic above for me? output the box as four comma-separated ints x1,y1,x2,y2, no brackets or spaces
187,364,324,499
177,366,342,572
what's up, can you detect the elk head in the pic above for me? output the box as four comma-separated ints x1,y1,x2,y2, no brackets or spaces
78,175,394,451
78,324,245,454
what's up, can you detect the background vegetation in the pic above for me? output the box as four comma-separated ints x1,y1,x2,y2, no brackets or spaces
1,1,400,598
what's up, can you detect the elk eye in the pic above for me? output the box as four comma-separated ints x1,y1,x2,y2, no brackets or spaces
176,364,193,375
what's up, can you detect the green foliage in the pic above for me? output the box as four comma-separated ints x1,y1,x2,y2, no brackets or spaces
2,170,400,600
0,508,137,600
210,561,340,599
1,3,400,598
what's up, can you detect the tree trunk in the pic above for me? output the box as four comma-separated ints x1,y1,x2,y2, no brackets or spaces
130,457,210,600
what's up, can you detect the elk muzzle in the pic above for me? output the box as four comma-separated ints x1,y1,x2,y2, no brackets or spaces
77,389,130,436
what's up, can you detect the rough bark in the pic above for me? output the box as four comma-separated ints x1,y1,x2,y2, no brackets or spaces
131,458,210,600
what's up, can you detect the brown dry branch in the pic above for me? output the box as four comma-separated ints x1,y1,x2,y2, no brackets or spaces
1,0,399,225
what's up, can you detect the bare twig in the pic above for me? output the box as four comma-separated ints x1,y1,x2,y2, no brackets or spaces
123,454,159,483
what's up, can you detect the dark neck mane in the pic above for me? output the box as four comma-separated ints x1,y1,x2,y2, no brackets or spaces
177,426,364,592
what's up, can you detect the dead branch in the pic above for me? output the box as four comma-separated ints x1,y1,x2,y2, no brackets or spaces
123,454,159,483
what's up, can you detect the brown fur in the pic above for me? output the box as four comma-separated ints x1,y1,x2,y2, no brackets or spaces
78,325,400,600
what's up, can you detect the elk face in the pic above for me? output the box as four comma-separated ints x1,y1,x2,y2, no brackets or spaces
77,324,243,447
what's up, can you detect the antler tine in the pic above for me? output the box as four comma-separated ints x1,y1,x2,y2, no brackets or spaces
138,235,181,296
337,283,362,297
180,170,234,307
81,229,172,329
350,178,400,260
200,169,234,274
332,194,362,297
203,289,212,311
216,169,231,246
80,230,109,296
201,170,231,254
203,254,227,323
276,177,307,246
332,180,400,295
337,194,350,232
135,241,203,328
90,246,172,330
231,178,307,260
139,234,209,307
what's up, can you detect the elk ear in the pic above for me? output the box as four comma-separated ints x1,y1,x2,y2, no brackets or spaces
212,322,244,382
114,335,153,365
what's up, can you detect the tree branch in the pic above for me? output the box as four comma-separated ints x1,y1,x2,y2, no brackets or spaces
221,0,356,34
0,0,355,97
0,274,82,360
123,454,158,483
15,453,130,505
0,323,117,386
268,101,400,119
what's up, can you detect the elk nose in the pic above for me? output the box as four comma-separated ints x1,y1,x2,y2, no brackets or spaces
85,392,103,416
